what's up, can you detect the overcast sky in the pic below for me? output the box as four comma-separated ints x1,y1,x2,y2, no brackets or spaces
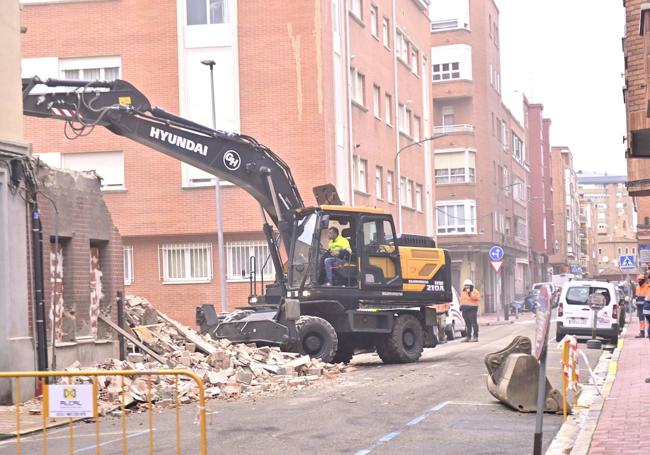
498,0,627,176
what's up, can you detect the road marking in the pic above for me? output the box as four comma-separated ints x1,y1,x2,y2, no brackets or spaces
74,430,150,453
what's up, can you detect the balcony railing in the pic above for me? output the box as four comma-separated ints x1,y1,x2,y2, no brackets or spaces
432,124,474,135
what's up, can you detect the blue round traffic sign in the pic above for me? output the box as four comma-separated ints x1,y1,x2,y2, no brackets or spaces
489,246,504,261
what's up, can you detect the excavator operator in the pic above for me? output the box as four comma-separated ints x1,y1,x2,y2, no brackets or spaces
323,227,352,286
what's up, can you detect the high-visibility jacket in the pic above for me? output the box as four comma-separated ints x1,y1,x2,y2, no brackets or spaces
460,289,481,308
328,235,351,253
635,283,650,304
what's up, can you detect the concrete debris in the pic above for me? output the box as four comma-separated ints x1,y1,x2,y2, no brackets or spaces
59,295,343,414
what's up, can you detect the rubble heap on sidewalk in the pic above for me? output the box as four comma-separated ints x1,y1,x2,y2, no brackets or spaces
61,296,344,414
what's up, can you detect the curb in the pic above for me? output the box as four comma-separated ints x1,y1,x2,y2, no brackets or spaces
480,320,515,327
545,333,623,454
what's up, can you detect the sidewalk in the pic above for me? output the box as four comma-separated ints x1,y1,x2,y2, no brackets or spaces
586,320,650,455
479,311,519,326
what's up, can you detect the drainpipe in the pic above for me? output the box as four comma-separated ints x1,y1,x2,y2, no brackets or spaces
345,0,355,206
392,0,401,233
31,206,49,372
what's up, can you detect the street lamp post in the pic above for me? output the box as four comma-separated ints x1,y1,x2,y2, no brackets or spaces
395,134,445,233
202,59,228,313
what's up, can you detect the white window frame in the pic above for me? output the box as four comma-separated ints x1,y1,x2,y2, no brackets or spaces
382,17,390,47
375,166,383,199
384,92,392,125
370,4,378,37
411,47,419,75
386,170,394,203
59,56,121,82
60,151,126,191
434,149,476,185
350,0,362,20
432,62,460,81
398,103,411,135
123,245,134,285
350,67,365,106
226,240,276,282
415,184,423,212
353,156,368,193
373,84,381,119
186,0,230,26
396,31,408,63
436,200,477,235
159,242,213,283
413,115,421,142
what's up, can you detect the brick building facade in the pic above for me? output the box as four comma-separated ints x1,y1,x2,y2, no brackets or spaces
429,0,532,312
21,0,434,327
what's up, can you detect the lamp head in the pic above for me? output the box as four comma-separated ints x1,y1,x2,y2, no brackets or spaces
201,60,216,67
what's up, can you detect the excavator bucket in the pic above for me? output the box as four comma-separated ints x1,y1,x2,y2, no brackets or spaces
313,183,342,205
484,336,565,413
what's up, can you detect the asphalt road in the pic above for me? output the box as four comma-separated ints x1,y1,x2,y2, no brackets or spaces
1,316,605,455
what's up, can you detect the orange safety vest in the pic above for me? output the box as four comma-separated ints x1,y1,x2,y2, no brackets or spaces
460,289,481,307
635,282,650,302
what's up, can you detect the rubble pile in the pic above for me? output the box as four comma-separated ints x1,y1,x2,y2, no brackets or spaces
62,296,343,413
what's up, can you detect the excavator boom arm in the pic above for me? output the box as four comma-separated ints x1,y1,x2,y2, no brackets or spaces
22,77,304,252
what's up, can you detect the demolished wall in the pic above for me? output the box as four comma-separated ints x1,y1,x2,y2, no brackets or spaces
35,162,123,367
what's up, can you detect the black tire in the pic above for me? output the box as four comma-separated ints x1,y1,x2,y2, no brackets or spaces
555,330,563,343
333,338,355,364
610,335,619,345
376,314,424,364
445,322,455,341
460,329,467,338
294,316,338,363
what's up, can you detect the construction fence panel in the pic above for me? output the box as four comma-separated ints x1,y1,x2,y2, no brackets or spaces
0,369,207,455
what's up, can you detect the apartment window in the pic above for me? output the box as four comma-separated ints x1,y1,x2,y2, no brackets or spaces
386,170,394,203
633,247,636,254
598,248,602,255
501,121,507,145
515,217,527,241
489,63,493,86
350,67,365,106
413,116,421,142
436,200,476,234
596,203,608,209
60,56,121,81
370,4,378,37
123,246,134,285
415,184,423,212
398,103,411,135
616,202,624,209
384,93,392,125
512,133,524,161
373,85,381,118
187,0,229,25
411,48,419,75
434,150,476,184
618,247,622,255
375,166,383,199
226,240,275,281
400,177,413,208
61,151,125,190
513,178,526,202
502,167,510,195
353,155,368,193
160,242,212,283
597,212,606,220
382,17,390,47
625,247,629,254
350,0,362,20
396,31,408,63
432,62,460,81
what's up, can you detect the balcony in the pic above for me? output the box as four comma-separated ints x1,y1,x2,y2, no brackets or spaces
430,19,470,32
432,124,474,135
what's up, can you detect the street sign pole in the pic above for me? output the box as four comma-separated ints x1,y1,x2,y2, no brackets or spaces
488,246,505,321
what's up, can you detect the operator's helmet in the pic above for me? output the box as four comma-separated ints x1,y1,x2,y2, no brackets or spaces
463,279,473,287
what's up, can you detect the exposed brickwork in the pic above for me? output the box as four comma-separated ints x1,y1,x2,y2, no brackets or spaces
36,165,123,343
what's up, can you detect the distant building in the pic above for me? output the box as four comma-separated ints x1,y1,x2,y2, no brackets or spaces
577,174,638,278
524,100,554,283
549,147,580,274
430,0,531,309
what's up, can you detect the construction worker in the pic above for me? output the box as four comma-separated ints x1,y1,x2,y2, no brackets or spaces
634,274,649,338
323,227,351,286
460,279,481,342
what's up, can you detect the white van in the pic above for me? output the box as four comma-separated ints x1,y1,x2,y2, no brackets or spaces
555,280,619,344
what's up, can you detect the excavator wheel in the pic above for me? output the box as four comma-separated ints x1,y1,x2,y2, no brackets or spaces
333,336,355,364
295,316,338,363
376,314,424,364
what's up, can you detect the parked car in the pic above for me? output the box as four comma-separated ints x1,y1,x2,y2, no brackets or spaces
445,286,466,340
555,280,620,344
532,282,557,308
